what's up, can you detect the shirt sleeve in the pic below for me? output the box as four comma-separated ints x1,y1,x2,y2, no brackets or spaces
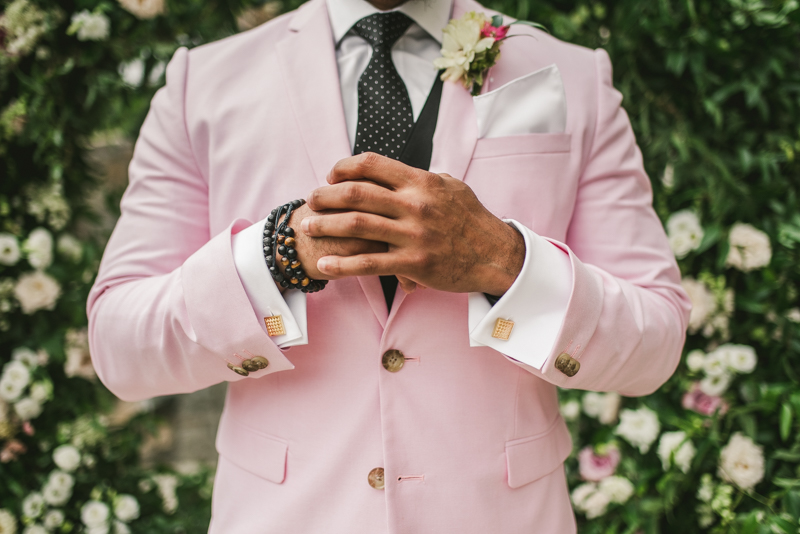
231,217,309,348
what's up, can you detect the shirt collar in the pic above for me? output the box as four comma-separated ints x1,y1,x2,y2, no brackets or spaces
326,0,453,45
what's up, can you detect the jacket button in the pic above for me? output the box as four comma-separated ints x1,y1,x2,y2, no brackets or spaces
382,350,405,372
241,359,260,373
250,356,269,370
368,467,385,489
554,352,580,377
227,363,249,377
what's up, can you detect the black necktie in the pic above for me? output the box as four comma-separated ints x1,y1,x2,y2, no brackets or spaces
352,12,414,159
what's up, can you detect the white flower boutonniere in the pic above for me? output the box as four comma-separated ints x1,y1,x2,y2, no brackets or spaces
433,12,546,96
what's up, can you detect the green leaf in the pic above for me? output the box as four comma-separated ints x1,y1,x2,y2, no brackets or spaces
492,14,504,27
780,403,793,442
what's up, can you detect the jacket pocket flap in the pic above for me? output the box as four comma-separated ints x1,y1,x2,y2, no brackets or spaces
216,414,288,484
473,133,572,158
506,417,572,489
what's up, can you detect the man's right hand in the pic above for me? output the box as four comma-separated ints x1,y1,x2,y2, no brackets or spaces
282,203,388,282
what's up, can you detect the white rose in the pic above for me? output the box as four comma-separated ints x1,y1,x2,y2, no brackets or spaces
22,492,45,519
1,361,31,401
0,377,25,403
615,407,660,453
681,278,716,333
29,382,50,403
787,308,800,323
702,350,728,377
726,223,771,271
87,527,110,534
11,348,38,368
64,345,96,381
42,482,71,507
113,495,139,523
719,344,757,374
657,431,696,473
0,509,17,534
22,525,46,534
14,397,43,421
56,234,82,262
118,0,166,19
717,433,765,491
69,11,110,41
666,210,704,259
570,482,597,510
43,509,65,529
113,520,131,534
23,228,53,270
699,373,731,396
559,400,581,421
81,501,110,528
686,349,706,372
582,489,611,519
53,445,81,472
13,271,61,314
118,58,145,87
47,470,75,491
598,476,634,504
582,392,620,423
0,234,21,266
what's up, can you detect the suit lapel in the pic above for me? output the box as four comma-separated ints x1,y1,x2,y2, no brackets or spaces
277,0,352,189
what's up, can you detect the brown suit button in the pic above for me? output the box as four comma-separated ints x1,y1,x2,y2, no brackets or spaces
250,356,269,370
554,352,580,377
368,467,385,489
227,363,249,377
382,350,405,372
241,359,260,373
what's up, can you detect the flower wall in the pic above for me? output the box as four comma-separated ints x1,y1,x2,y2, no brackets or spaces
1,0,799,533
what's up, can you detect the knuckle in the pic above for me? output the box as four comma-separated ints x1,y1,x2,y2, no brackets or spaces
345,183,366,204
360,152,381,171
359,256,377,274
347,213,367,233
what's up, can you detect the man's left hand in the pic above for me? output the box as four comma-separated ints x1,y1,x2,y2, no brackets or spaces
302,153,525,296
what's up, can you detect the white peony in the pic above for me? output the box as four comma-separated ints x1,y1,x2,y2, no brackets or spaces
582,488,611,519
118,0,166,19
0,378,25,403
0,360,31,401
702,350,728,377
0,234,21,266
666,210,704,259
685,349,706,372
681,278,716,334
42,482,71,507
717,433,764,491
29,382,50,403
22,492,44,519
716,344,757,374
570,482,596,509
13,271,61,314
699,373,731,396
81,501,110,528
582,392,621,424
432,12,495,85
13,397,42,421
726,223,771,271
43,509,64,530
11,348,38,367
598,476,634,503
615,407,660,453
113,520,131,534
0,509,17,534
23,228,53,269
559,400,581,421
113,495,140,522
69,11,110,41
47,470,75,491
22,525,46,534
657,431,696,473
53,444,81,472
56,234,82,262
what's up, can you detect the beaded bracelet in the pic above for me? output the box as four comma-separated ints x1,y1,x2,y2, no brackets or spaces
262,199,328,294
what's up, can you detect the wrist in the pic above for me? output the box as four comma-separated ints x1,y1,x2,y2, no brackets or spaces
477,221,525,296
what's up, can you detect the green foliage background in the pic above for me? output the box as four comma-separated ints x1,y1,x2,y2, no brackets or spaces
1,0,799,532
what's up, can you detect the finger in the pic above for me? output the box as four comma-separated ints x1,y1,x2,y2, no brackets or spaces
327,152,424,189
307,182,402,217
396,275,417,294
317,252,408,278
302,212,407,244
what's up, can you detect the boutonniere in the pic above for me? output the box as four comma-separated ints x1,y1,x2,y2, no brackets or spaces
433,12,546,96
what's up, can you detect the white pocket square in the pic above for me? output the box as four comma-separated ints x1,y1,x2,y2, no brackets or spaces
473,64,567,139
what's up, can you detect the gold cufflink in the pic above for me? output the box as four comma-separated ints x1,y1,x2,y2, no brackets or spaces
491,318,514,341
264,314,286,337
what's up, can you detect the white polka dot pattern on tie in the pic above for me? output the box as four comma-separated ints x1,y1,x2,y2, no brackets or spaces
352,12,414,159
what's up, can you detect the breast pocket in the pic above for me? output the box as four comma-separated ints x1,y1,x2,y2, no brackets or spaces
466,133,575,235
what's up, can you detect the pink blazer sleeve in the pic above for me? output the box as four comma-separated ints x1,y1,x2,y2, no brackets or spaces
86,48,294,402
514,49,691,396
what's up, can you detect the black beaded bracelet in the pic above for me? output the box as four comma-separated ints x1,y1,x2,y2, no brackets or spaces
262,199,328,294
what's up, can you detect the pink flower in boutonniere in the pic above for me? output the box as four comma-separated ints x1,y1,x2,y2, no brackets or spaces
433,12,547,96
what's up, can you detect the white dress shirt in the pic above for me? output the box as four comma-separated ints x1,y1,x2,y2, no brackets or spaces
231,0,574,370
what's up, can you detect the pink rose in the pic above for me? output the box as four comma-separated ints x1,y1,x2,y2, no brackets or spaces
0,439,27,463
480,21,509,40
22,421,35,436
578,444,621,481
682,382,728,416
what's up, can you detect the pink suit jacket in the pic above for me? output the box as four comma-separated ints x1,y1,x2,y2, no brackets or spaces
87,0,691,531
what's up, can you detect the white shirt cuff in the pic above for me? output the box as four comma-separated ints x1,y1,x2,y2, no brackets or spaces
231,217,308,348
468,220,572,370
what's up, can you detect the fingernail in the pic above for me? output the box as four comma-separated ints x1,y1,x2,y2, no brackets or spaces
317,257,330,272
301,218,311,233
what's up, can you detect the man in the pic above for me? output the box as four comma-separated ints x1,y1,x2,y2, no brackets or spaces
87,0,691,530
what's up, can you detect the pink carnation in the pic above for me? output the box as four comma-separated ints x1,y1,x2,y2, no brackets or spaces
682,382,728,416
578,444,621,481
480,21,509,40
